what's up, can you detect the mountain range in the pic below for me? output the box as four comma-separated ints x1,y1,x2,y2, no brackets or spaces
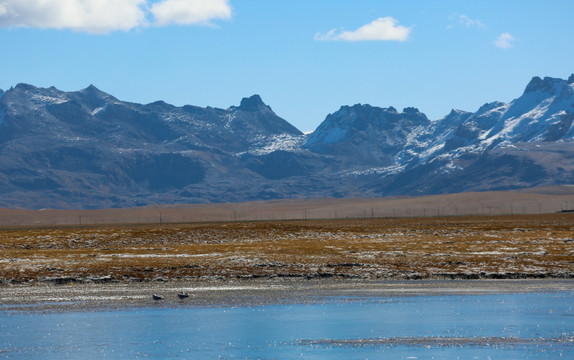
0,74,573,209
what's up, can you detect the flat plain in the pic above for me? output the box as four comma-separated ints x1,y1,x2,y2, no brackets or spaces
1,213,573,284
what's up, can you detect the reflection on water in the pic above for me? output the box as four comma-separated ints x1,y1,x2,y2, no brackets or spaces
1,291,573,359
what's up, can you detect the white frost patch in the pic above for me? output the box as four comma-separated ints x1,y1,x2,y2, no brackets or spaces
242,134,306,156
343,163,407,177
489,103,511,116
30,93,69,109
36,295,148,302
419,142,445,159
224,113,236,129
102,253,222,259
440,162,462,174
91,106,107,116
161,112,191,123
481,97,560,147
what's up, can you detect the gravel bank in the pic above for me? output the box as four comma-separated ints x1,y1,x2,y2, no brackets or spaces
1,278,573,312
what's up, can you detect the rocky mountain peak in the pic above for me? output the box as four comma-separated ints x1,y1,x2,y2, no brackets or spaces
403,107,421,114
84,84,99,91
81,84,106,95
223,94,302,137
74,84,118,111
142,100,176,112
304,102,431,161
238,94,269,112
446,109,470,117
1,74,574,209
524,76,565,95
401,107,429,123
476,101,506,114
80,84,114,97
13,83,38,92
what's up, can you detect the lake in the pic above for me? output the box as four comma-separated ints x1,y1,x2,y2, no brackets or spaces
1,290,573,359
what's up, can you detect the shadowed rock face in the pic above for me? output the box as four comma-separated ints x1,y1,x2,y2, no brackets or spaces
0,75,574,209
304,105,430,166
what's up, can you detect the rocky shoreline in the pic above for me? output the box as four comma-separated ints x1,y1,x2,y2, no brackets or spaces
1,278,573,312
2,269,574,287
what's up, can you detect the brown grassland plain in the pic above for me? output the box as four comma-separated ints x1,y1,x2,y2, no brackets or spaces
1,213,573,284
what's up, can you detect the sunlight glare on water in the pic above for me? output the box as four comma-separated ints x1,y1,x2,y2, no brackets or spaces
1,291,573,359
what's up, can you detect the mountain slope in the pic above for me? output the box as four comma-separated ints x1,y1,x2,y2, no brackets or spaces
0,84,306,208
305,105,430,168
0,74,573,209
304,75,574,196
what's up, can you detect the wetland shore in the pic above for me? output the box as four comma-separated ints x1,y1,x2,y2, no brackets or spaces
1,278,573,312
1,214,573,309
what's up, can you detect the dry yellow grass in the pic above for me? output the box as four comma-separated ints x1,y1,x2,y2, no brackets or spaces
1,214,573,283
3,189,574,227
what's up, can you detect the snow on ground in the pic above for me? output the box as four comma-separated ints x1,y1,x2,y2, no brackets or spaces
101,253,223,258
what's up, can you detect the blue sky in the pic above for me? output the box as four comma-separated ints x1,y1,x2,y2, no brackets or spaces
1,0,573,132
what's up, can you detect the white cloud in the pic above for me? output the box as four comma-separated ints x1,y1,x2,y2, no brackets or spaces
0,0,232,34
151,0,231,26
315,17,411,42
495,32,516,49
449,13,486,29
0,0,147,34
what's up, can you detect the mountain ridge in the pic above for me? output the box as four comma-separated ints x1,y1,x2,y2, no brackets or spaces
0,74,573,209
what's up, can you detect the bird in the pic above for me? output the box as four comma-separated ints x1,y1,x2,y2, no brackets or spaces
177,291,190,299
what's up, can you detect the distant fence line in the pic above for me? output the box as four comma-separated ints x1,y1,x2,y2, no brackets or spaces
6,200,572,227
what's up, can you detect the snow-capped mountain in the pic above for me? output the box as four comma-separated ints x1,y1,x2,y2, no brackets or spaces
305,105,430,167
303,75,574,191
0,74,573,209
440,75,574,153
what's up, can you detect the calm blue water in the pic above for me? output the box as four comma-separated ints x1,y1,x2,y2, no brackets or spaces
1,291,573,359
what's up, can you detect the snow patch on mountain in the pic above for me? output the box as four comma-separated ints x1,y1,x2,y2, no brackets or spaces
224,113,236,129
241,133,306,156
1,74,573,209
30,93,70,109
419,142,446,159
90,105,108,116
159,112,191,124
440,161,463,174
56,134,91,143
342,163,407,177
